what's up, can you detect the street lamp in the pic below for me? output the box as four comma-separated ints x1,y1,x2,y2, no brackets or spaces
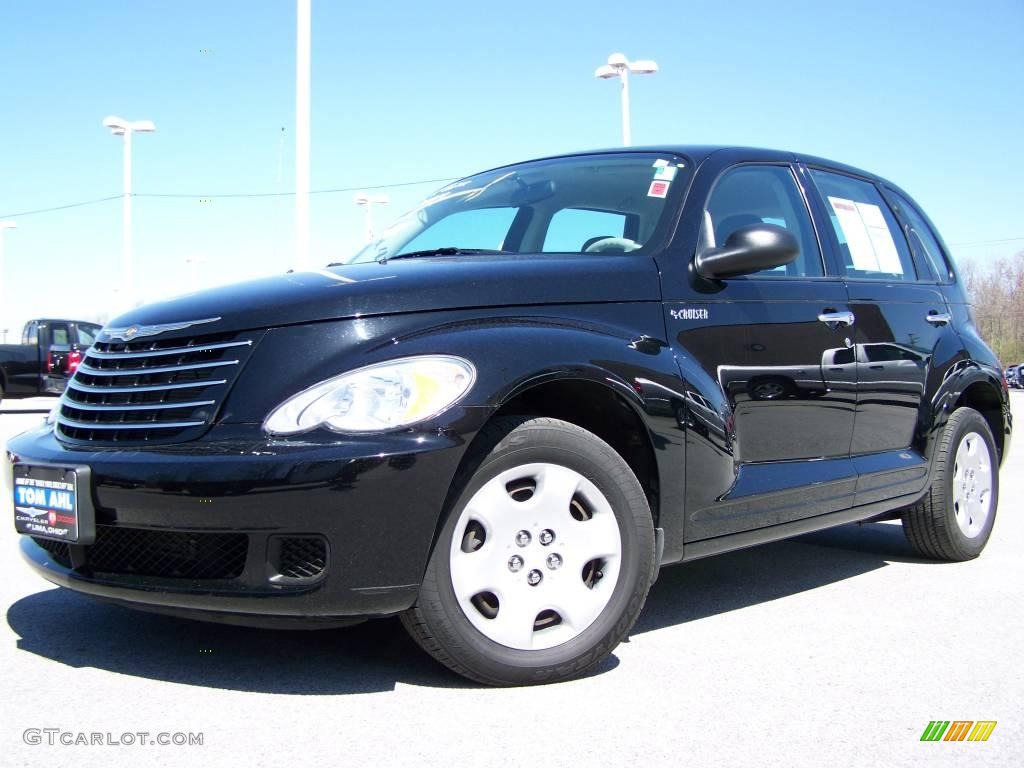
0,221,15,334
295,0,312,272
354,192,390,243
594,53,659,147
103,115,156,306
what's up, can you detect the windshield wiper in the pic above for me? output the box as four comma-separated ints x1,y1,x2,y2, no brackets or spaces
377,247,508,264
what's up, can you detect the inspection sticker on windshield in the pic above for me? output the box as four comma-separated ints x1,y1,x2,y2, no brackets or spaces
652,158,670,168
648,180,670,198
654,165,677,182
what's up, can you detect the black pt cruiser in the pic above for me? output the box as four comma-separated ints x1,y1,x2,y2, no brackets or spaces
8,146,1012,685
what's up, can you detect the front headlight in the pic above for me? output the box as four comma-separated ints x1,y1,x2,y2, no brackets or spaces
263,355,476,436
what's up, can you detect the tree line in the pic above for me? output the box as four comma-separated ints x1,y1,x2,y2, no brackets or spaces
960,252,1024,366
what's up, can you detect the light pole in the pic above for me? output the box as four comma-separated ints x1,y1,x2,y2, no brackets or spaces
594,53,659,147
295,0,312,272
354,193,390,243
103,115,156,306
0,221,15,333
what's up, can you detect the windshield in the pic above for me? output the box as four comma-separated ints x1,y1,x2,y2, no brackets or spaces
346,153,688,264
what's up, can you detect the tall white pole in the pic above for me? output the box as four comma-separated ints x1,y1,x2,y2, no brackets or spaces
122,130,134,304
103,116,153,307
294,0,311,272
364,205,374,243
620,68,631,147
596,55,657,148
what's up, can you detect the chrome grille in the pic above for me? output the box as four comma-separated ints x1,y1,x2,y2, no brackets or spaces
57,330,257,445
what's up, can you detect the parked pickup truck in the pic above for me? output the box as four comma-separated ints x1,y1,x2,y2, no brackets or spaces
7,146,1012,686
0,318,101,403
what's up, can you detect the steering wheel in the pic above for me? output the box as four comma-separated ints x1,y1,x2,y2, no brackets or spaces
583,236,641,253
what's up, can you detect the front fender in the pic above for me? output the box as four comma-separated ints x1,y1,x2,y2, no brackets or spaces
224,306,690,561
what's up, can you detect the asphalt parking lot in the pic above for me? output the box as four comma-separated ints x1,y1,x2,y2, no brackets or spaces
0,394,1020,767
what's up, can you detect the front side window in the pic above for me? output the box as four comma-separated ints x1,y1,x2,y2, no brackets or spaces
811,170,916,281
347,153,687,263
542,208,628,252
698,165,824,278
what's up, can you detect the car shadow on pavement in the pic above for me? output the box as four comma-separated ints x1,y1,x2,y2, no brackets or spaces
634,520,928,635
6,521,920,693
5,590,475,694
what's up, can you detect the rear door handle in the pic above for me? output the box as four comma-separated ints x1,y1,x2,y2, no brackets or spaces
818,311,855,328
926,312,952,326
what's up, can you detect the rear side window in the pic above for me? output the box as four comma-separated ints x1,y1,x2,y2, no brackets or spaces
542,208,628,252
50,324,70,345
885,190,954,283
810,170,916,281
699,165,824,278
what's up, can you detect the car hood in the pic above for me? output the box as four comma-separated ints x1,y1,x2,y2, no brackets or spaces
104,254,662,336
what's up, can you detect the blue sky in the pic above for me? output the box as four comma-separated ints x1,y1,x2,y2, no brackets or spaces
1,0,1022,335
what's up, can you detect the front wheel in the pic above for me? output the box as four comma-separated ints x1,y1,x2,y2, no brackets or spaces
402,417,656,686
902,406,999,561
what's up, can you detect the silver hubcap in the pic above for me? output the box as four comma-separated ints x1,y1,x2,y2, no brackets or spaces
449,463,622,650
952,431,993,539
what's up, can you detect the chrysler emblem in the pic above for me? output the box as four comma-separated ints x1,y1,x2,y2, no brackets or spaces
100,316,221,342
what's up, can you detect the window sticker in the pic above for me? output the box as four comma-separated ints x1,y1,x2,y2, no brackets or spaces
828,196,903,274
652,158,670,168
648,180,670,198
654,165,677,182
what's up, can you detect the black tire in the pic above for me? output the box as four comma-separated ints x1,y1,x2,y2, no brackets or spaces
902,407,999,561
401,416,656,686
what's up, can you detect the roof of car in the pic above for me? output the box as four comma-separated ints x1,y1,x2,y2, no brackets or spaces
478,145,887,186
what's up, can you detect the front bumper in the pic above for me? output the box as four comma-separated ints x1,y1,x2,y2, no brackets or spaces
7,413,487,626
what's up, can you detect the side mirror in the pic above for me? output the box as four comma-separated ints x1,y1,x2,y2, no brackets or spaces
695,224,799,279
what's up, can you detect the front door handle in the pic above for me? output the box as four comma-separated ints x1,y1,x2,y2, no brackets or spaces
926,312,952,326
818,311,855,329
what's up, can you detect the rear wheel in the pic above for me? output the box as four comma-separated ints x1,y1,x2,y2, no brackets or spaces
902,407,999,561
749,376,792,401
402,417,656,686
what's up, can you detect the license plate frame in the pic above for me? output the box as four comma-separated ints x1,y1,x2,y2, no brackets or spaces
13,464,95,545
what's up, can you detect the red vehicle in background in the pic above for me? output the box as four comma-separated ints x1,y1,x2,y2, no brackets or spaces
0,318,101,403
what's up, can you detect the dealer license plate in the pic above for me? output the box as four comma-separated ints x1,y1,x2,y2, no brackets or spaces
13,465,94,544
